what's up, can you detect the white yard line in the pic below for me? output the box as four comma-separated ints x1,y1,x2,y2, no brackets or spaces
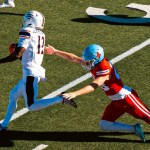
32,144,48,150
0,38,150,124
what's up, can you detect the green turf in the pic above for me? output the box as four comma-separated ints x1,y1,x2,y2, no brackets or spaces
0,0,149,149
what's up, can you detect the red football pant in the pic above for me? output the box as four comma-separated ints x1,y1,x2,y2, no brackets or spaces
101,90,150,124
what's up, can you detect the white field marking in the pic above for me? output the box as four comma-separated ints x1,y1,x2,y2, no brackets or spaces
86,3,150,24
0,38,150,124
32,144,48,150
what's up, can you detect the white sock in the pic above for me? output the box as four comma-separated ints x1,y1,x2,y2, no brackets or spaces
99,120,135,132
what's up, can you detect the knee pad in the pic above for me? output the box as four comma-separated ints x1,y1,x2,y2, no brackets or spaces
27,103,39,112
27,105,35,112
9,90,17,103
99,120,113,131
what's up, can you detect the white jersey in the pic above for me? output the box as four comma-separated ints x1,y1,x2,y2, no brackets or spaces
17,27,45,79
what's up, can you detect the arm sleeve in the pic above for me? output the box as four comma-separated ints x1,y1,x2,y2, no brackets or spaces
17,28,31,49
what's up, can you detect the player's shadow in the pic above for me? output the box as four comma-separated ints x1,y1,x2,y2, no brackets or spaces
71,15,150,26
0,131,149,147
0,12,24,16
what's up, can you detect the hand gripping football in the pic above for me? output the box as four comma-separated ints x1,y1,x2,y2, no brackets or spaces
9,43,17,54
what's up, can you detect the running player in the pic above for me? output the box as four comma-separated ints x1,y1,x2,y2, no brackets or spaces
0,10,76,131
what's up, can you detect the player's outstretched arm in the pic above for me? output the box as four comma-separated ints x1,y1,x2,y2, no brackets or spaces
45,45,82,64
0,55,18,64
0,44,25,64
62,75,110,100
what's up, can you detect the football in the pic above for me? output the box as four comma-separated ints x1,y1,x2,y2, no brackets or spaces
9,43,17,54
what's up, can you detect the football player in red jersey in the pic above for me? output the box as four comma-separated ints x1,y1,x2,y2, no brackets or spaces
45,44,150,143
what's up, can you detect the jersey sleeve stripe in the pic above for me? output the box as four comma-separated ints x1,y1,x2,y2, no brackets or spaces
98,70,109,73
96,69,110,75
19,36,30,39
19,31,30,37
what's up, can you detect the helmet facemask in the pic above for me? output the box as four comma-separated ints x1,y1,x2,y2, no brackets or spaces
81,59,96,71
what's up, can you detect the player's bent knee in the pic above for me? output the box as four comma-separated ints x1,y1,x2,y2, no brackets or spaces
27,105,35,111
99,120,113,131
27,104,39,112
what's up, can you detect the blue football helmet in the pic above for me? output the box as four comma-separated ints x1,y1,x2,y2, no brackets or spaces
82,44,104,70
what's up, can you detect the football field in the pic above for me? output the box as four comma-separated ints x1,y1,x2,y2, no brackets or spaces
0,0,149,149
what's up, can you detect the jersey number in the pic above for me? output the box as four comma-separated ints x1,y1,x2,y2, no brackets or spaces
37,36,45,54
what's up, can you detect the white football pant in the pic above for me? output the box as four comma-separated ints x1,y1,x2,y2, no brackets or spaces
1,76,63,127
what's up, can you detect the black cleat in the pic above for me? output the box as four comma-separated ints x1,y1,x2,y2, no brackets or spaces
0,124,7,132
61,92,77,108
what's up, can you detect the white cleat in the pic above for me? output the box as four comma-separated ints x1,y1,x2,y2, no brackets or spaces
0,1,15,8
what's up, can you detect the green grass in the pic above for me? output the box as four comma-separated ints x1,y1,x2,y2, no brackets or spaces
0,0,150,149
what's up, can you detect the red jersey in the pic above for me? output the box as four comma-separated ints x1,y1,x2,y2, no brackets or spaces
90,58,131,100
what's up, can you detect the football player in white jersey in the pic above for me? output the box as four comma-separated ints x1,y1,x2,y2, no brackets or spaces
44,44,150,142
0,10,77,131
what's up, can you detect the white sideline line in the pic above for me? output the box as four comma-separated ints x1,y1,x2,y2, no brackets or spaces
32,144,48,150
0,38,150,124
